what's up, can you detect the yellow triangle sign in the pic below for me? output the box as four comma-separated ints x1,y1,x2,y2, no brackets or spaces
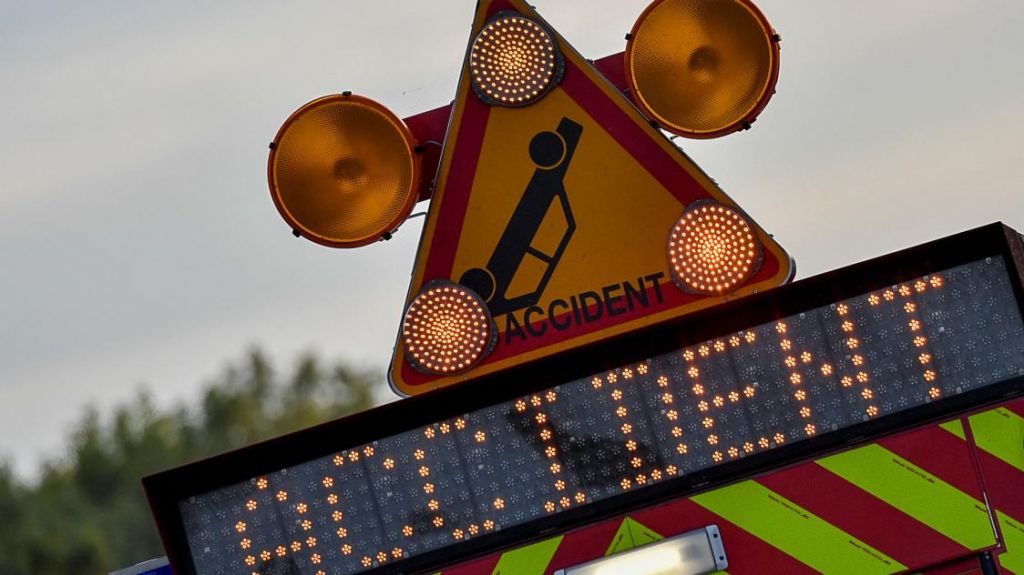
389,0,793,395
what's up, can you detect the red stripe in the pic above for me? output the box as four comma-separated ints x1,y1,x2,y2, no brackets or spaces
629,497,817,574
758,460,970,569
972,438,1024,521
973,446,1024,575
919,555,985,575
420,0,514,282
542,519,621,575
1002,398,1024,419
423,94,491,282
878,424,986,500
441,554,501,575
592,53,628,93
488,0,514,16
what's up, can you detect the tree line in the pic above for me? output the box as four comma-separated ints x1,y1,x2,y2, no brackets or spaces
0,349,380,574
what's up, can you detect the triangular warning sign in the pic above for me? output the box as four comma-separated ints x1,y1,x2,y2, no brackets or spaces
390,0,793,395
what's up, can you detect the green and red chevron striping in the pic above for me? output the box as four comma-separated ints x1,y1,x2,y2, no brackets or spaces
961,401,1024,574
973,448,1024,574
539,520,621,575
440,495,816,574
817,447,995,553
878,423,985,499
973,446,1024,522
693,480,906,573
625,498,817,574
875,404,1023,574
756,459,970,568
538,498,818,575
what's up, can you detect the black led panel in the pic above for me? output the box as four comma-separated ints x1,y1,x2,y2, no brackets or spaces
146,223,1024,575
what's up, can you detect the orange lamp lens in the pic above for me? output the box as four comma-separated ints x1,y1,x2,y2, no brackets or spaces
402,281,495,375
469,13,563,107
268,94,420,248
667,200,762,295
626,0,779,138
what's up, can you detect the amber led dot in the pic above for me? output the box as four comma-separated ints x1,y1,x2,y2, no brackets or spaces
469,14,562,107
403,281,494,375
667,201,761,295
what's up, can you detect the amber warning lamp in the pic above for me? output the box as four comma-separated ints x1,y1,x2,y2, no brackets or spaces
267,93,421,248
625,0,781,139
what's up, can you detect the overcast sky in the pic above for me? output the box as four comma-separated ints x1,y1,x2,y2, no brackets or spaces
2,0,1023,479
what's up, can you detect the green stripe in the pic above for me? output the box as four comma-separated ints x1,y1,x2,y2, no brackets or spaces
606,518,636,556
938,408,1024,572
625,517,664,548
817,444,996,550
969,408,1024,473
491,535,562,575
692,481,904,574
939,418,966,440
605,517,664,556
998,512,1024,574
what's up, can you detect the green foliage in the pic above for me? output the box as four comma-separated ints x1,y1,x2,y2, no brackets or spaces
0,348,380,574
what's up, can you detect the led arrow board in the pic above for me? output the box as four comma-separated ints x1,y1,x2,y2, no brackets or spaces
146,224,1024,575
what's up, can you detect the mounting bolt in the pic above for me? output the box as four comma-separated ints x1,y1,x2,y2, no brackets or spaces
268,141,277,150
342,90,352,97
292,229,301,238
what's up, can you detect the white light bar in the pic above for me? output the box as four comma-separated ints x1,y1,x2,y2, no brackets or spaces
553,525,727,575
108,557,171,575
